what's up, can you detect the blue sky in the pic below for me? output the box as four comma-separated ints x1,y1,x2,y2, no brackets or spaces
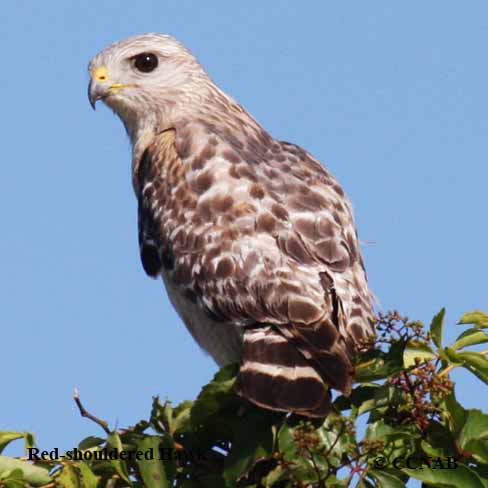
1,1,487,458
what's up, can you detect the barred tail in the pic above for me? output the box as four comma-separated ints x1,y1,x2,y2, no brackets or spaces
235,326,331,417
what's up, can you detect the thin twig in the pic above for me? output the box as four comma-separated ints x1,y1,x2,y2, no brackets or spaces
355,463,369,487
73,388,111,434
304,446,325,487
323,421,346,460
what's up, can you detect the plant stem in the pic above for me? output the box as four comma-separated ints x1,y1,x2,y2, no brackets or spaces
73,388,110,434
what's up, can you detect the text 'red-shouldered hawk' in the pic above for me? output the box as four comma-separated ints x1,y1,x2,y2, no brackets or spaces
88,33,375,417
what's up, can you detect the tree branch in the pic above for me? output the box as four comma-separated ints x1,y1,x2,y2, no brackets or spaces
73,388,111,435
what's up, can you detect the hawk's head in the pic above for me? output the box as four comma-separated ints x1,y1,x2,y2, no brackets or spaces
88,33,209,137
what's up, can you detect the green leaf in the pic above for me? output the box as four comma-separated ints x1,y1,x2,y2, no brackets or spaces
0,456,52,486
403,461,485,488
430,308,445,349
184,474,227,488
365,420,416,443
369,469,405,488
356,481,374,488
78,436,105,450
420,439,444,458
471,466,488,488
441,392,467,436
458,311,488,328
334,384,379,413
135,436,169,488
150,397,173,434
463,439,488,464
160,434,177,481
458,409,488,463
0,433,24,455
359,384,403,416
57,464,82,488
23,433,35,452
0,468,25,488
191,363,239,426
452,328,488,350
277,422,317,483
223,410,273,485
457,351,488,384
315,413,356,465
172,400,193,433
162,401,173,432
442,347,464,365
459,409,488,445
263,465,285,487
77,462,100,488
355,341,405,382
354,357,389,382
403,341,436,368
325,478,349,488
365,421,417,461
423,420,456,458
107,432,131,484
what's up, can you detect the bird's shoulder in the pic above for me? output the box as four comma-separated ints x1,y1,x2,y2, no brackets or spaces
136,119,366,280
135,120,374,357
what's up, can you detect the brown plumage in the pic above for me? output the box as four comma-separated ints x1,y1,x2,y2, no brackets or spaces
88,33,375,417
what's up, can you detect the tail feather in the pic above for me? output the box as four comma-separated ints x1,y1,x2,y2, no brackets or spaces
236,326,331,417
281,322,355,395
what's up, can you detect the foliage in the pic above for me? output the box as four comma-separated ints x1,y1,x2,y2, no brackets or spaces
1,310,488,487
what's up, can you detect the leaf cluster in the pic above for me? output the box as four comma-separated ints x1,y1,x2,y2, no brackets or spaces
1,310,488,487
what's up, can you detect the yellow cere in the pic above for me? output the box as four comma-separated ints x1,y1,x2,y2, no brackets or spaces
92,66,109,82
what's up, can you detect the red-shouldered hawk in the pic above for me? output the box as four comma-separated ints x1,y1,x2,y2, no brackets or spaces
88,34,375,417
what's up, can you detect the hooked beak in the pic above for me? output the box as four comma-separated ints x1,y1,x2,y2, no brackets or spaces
88,65,111,110
88,65,135,110
88,79,109,110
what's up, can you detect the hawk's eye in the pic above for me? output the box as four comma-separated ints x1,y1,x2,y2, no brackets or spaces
133,53,158,73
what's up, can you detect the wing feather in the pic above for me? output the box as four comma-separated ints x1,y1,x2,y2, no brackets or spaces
134,121,375,416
